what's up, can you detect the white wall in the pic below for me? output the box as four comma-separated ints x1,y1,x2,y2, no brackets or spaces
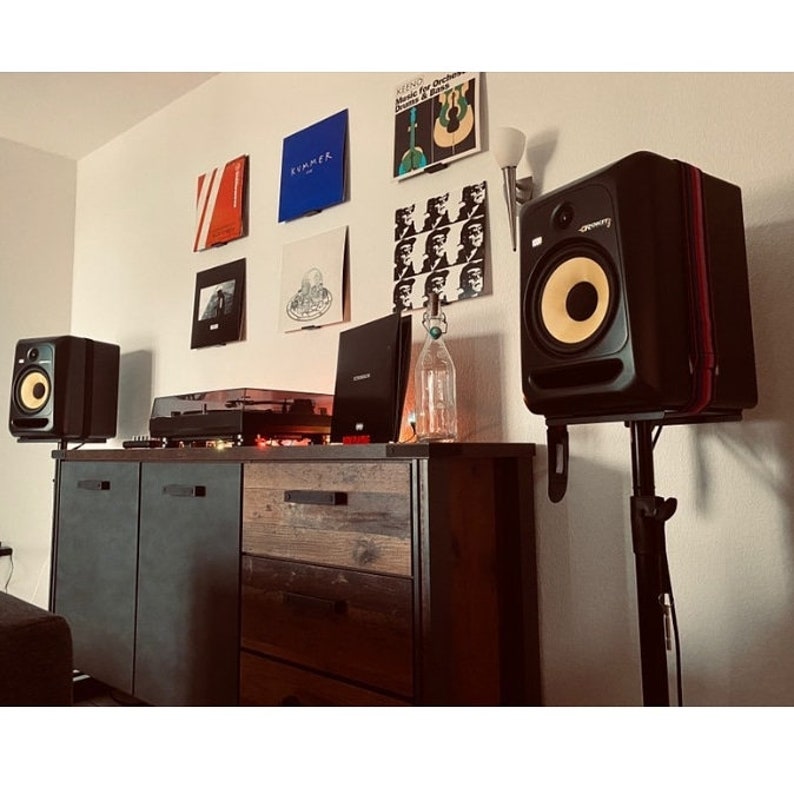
0,138,75,604
11,71,794,705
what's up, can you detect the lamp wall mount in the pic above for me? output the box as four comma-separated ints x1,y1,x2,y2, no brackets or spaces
516,175,534,204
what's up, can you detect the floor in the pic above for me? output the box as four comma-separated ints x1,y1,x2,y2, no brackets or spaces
73,675,147,706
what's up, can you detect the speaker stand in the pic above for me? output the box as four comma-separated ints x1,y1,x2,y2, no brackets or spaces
628,420,677,706
48,439,68,611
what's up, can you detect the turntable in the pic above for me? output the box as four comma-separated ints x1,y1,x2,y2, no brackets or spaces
148,387,333,447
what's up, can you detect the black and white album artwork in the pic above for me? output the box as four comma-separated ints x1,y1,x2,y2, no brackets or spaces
190,258,246,349
279,226,347,332
392,181,488,314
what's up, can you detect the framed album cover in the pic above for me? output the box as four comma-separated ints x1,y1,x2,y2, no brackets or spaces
392,180,488,313
278,226,347,332
393,72,481,180
193,154,248,251
190,258,246,349
278,109,348,222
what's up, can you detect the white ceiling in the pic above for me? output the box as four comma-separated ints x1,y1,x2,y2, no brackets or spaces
0,72,218,160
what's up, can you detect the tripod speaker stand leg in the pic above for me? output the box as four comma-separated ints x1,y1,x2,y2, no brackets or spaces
629,421,677,706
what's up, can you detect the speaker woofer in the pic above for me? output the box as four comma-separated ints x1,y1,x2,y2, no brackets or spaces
540,254,612,345
527,245,617,354
16,368,51,413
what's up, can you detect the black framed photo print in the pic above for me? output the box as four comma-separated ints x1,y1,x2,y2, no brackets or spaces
190,258,246,349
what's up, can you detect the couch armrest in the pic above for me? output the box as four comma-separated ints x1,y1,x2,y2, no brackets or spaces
0,592,73,705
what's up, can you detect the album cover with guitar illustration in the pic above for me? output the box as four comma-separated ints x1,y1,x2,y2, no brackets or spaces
393,72,481,180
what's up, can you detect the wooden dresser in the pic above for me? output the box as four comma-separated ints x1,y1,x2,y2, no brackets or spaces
52,443,539,706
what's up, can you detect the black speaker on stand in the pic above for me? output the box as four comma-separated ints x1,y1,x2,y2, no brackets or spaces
519,151,757,705
8,334,120,612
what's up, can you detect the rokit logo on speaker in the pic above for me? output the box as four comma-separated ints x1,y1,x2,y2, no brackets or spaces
578,217,612,234
532,215,613,248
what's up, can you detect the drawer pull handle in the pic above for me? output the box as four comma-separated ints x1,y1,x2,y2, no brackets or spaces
162,484,206,498
284,489,347,506
283,591,348,616
77,479,110,491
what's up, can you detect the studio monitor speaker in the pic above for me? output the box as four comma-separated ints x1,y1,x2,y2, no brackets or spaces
9,335,120,442
519,151,757,424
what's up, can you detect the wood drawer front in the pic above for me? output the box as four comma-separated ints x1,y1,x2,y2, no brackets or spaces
240,651,408,706
241,554,413,699
243,461,412,575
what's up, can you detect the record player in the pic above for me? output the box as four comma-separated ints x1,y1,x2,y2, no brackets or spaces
148,387,333,447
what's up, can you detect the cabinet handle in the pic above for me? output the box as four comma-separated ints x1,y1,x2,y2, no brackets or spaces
283,591,348,616
162,484,206,497
283,490,347,506
77,479,110,491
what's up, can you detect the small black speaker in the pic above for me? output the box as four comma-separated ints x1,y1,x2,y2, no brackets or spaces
520,151,757,424
9,335,120,441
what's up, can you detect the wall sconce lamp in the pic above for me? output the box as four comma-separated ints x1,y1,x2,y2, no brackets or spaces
492,127,533,252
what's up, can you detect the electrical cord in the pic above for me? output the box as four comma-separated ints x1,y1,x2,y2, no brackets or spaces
648,422,683,705
652,424,664,449
661,546,684,706
399,412,418,443
2,554,13,592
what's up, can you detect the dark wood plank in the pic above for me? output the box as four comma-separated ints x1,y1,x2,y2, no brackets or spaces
415,455,540,705
241,555,413,698
243,462,412,575
56,442,536,463
240,651,409,706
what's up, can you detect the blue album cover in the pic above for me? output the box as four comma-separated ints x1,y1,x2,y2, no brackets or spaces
278,109,348,222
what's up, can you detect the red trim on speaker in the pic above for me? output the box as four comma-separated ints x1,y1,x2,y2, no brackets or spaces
681,163,717,416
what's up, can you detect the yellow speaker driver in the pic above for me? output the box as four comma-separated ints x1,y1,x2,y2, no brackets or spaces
17,370,51,412
540,255,611,346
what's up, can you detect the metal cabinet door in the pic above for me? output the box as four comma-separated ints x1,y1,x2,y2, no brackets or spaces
135,462,241,706
53,461,140,693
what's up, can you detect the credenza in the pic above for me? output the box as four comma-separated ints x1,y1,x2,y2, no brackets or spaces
51,443,540,706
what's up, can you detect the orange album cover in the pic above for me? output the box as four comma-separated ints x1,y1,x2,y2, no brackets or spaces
193,154,248,251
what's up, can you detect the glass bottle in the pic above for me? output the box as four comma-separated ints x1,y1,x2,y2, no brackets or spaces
414,292,458,442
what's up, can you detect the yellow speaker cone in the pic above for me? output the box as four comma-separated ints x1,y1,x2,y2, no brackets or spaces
18,370,50,412
540,256,611,345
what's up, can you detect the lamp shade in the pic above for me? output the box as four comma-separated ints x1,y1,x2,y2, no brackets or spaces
492,127,526,168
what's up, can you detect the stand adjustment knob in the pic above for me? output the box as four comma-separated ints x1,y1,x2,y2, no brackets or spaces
654,497,677,523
